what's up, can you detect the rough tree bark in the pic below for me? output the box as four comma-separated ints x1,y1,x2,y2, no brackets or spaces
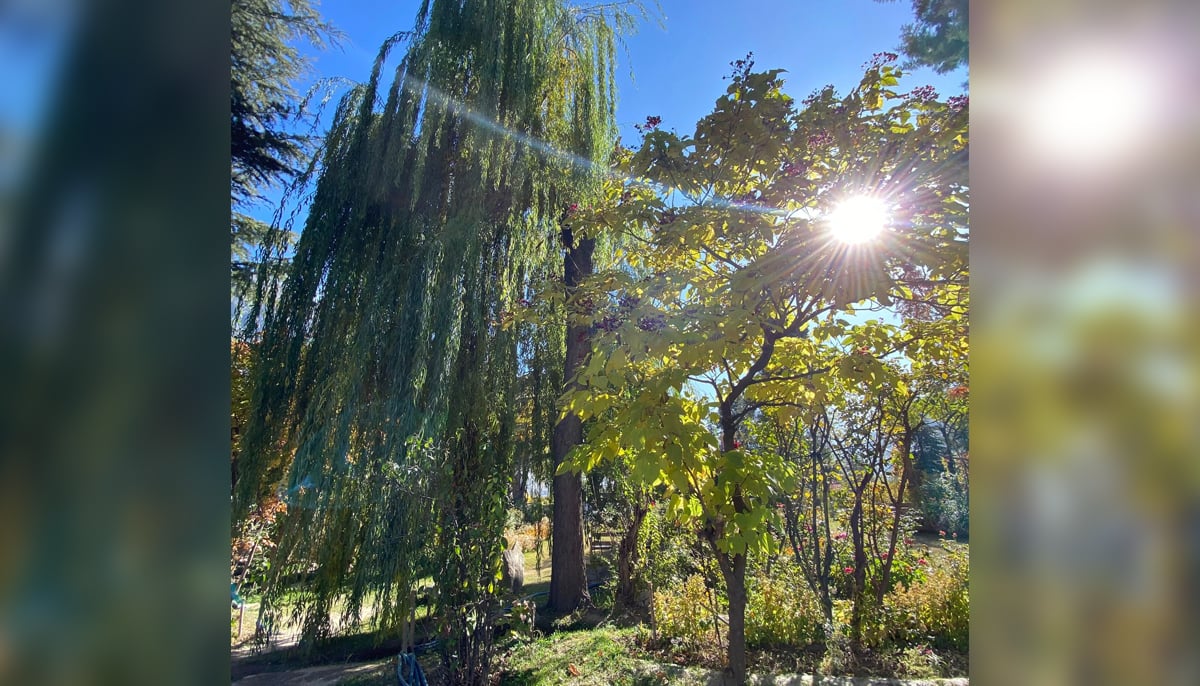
848,469,873,653
510,454,528,506
548,233,593,613
615,502,649,614
713,547,748,686
714,412,750,685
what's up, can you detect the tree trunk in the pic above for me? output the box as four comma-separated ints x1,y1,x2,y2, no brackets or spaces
510,455,528,506
878,425,914,605
714,412,750,685
615,502,649,614
848,470,873,654
716,551,748,685
548,235,594,613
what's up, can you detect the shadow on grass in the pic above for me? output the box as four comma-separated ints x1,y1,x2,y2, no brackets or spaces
230,617,437,682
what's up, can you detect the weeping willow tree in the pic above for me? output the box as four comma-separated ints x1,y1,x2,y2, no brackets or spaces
234,0,647,681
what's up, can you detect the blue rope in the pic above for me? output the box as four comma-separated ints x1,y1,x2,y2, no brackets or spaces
396,652,427,686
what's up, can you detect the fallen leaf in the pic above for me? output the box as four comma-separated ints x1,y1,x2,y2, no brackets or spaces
567,663,580,676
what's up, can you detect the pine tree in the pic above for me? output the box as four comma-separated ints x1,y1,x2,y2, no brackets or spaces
231,0,339,316
876,0,968,75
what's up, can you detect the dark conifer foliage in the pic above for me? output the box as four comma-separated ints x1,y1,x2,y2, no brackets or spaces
876,0,968,74
231,0,338,206
231,0,340,314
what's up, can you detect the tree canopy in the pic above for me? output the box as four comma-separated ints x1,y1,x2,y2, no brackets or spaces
546,53,968,683
231,0,340,311
877,0,968,75
231,0,338,206
234,0,645,680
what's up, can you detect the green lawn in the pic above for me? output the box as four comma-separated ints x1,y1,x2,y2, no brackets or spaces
498,627,704,686
521,542,552,598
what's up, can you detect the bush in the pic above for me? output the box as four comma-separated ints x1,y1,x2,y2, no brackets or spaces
883,546,969,651
919,472,968,538
638,505,705,593
652,574,720,651
823,534,925,602
520,496,549,526
506,507,525,532
745,562,824,648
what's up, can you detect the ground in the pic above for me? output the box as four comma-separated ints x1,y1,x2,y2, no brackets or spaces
233,627,968,685
232,538,966,684
232,661,397,686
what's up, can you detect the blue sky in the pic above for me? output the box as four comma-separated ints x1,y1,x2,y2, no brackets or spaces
247,0,965,224
308,0,963,135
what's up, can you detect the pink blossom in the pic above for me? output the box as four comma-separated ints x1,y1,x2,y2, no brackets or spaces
909,85,938,102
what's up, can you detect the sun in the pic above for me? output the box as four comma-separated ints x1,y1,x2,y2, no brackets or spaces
827,196,889,244
1020,45,1162,170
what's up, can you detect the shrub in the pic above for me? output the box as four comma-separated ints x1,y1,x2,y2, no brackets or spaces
652,574,719,651
919,472,968,538
883,546,969,651
506,507,525,532
824,535,925,602
638,505,705,593
745,562,824,648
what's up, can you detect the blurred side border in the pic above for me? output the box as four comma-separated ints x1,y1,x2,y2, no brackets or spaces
0,0,230,684
972,1,1200,684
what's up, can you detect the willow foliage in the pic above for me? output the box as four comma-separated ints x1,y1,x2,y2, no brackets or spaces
235,0,644,674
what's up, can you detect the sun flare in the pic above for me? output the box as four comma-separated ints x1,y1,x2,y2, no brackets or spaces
827,196,888,244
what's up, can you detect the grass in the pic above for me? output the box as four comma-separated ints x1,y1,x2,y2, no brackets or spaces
497,627,708,686
521,542,552,598
315,625,968,685
237,534,966,683
497,625,968,684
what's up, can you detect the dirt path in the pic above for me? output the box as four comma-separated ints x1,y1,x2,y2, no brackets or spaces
231,660,388,685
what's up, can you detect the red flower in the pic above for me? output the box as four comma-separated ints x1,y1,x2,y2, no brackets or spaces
939,530,946,537
918,558,928,566
843,567,854,575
